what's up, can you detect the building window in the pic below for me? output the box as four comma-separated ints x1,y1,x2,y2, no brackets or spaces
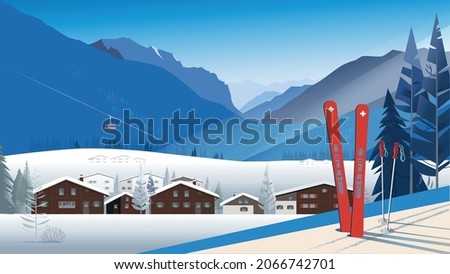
105,180,109,184
184,190,190,197
122,187,126,190
127,187,131,190
310,194,318,199
124,203,129,209
240,207,248,212
113,204,118,209
40,201,48,207
93,201,101,208
125,197,129,202
276,205,284,210
244,199,249,204
172,202,180,208
204,202,211,208
173,190,179,197
156,202,164,208
288,195,294,200
310,203,317,208
333,194,337,199
58,201,75,209
105,187,109,190
70,188,76,196
85,189,89,192
183,202,191,208
238,199,243,204
58,188,64,196
322,188,328,193
287,205,294,210
127,180,132,184
301,203,309,208
301,194,308,199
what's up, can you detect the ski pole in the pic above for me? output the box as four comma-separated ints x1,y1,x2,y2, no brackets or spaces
385,142,399,233
378,140,387,224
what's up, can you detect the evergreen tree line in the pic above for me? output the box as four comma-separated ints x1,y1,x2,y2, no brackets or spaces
370,16,449,200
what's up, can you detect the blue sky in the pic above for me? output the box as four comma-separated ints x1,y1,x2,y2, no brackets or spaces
3,0,450,84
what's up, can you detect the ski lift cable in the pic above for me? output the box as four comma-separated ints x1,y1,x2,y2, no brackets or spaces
0,63,177,149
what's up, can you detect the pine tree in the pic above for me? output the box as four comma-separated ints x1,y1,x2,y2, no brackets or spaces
395,29,425,194
132,166,149,214
163,168,170,187
0,144,15,213
412,15,450,188
258,164,276,214
204,177,210,190
171,171,176,180
214,182,223,214
114,174,120,194
370,90,427,201
191,147,197,157
12,169,23,212
147,171,156,214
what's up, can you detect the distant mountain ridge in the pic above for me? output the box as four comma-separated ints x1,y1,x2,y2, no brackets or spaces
228,79,314,109
243,85,312,118
91,38,239,114
240,91,280,113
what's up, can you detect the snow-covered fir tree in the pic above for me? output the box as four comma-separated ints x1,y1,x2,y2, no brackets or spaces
0,144,15,213
258,164,276,214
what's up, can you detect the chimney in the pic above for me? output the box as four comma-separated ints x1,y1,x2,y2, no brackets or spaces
79,174,84,182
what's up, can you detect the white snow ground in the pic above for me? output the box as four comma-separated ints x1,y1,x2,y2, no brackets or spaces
4,148,392,200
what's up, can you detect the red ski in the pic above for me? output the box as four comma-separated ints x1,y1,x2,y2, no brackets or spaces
323,101,351,232
350,104,369,238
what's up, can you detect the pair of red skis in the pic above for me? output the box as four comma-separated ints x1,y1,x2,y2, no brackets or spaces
323,101,369,238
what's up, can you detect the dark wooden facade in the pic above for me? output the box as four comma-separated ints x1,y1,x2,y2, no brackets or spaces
105,193,140,214
221,194,263,214
277,183,353,214
151,183,217,214
35,178,108,214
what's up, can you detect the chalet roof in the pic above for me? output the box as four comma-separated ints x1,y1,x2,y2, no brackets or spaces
83,172,114,179
220,193,260,207
88,155,108,160
151,181,219,198
111,155,131,159
34,176,110,196
171,176,204,183
275,181,353,197
105,192,133,204
119,173,163,182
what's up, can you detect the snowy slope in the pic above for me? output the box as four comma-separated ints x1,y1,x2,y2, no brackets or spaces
5,149,381,201
7,149,449,200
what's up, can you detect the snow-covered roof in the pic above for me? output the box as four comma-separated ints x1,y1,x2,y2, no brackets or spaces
105,192,133,204
133,157,146,160
83,172,114,179
111,155,131,159
34,176,110,196
220,193,260,207
120,173,162,182
88,155,108,160
275,181,353,197
151,181,219,198
171,176,204,183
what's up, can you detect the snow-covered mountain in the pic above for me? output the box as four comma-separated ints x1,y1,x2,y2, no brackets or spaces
91,38,239,114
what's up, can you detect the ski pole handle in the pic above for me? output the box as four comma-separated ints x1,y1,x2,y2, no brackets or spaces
392,142,399,159
379,140,385,158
